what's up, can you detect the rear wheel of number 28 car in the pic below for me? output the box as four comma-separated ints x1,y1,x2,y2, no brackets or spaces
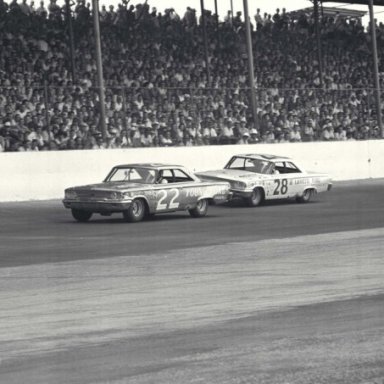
71,209,93,222
189,199,208,218
246,188,264,207
123,199,146,222
297,188,314,203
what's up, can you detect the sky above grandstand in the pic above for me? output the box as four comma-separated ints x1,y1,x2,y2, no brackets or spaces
103,0,384,25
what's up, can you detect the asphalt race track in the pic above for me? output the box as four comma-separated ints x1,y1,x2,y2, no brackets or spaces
1,179,384,383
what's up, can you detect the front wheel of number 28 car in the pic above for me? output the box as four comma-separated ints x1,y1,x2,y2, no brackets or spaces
189,199,208,218
246,188,264,207
123,199,146,222
71,209,93,222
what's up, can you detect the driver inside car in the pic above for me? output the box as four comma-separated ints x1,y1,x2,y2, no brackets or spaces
156,171,168,184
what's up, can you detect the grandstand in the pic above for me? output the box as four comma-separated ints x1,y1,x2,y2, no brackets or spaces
0,0,384,151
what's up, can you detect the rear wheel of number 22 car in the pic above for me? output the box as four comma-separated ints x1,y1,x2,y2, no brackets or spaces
246,188,264,207
71,209,93,222
123,199,146,222
189,199,208,218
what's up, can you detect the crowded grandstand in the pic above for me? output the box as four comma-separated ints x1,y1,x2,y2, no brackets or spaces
0,0,383,151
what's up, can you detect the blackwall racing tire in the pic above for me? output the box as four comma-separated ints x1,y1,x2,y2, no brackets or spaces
297,189,314,203
123,199,146,222
246,188,264,207
71,209,93,222
189,199,208,218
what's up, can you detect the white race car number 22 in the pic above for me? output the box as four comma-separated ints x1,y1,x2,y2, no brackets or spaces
156,189,180,210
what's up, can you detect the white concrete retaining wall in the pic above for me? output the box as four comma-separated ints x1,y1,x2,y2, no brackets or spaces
1,140,383,202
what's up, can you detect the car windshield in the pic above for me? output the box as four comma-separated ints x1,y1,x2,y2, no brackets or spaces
105,167,158,184
225,156,275,175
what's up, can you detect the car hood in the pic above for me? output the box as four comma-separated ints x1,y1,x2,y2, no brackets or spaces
68,182,149,192
196,169,266,182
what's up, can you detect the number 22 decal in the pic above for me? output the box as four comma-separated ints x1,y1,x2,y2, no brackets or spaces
273,179,288,195
156,189,180,210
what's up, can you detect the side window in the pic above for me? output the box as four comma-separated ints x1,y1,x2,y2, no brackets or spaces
285,162,301,173
159,169,173,183
244,158,256,170
226,157,245,169
173,169,194,182
274,162,285,174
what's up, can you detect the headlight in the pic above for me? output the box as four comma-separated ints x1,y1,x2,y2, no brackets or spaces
232,181,247,189
110,192,125,200
65,190,77,199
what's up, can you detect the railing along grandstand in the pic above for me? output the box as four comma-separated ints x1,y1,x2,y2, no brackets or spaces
0,85,382,152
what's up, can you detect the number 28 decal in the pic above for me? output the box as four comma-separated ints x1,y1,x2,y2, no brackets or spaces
273,179,288,195
156,189,180,210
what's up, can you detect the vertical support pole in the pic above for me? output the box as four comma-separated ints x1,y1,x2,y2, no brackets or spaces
65,0,76,83
243,0,258,129
368,0,383,137
200,0,211,83
313,0,323,87
121,89,133,146
214,0,218,29
92,0,107,139
43,79,51,142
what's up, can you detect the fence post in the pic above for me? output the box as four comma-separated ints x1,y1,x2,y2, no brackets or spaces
368,0,383,137
43,80,51,143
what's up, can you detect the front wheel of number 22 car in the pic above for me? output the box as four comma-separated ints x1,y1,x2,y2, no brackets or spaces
246,188,264,207
71,209,93,222
123,199,146,222
189,199,208,218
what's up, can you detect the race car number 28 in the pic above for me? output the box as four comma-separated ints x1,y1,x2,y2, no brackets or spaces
273,179,288,195
156,189,180,210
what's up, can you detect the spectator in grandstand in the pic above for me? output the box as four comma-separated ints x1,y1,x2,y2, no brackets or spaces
237,130,250,144
272,8,280,25
159,129,173,147
19,0,31,15
0,135,5,152
302,118,316,142
289,123,302,142
334,125,347,140
262,128,276,144
321,120,335,141
47,0,61,21
254,8,263,30
0,0,9,17
35,0,47,18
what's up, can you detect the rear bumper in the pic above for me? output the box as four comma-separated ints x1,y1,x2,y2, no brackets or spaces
211,192,233,204
63,199,133,212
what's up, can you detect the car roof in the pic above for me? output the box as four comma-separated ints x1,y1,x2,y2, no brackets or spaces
233,154,292,162
114,163,185,170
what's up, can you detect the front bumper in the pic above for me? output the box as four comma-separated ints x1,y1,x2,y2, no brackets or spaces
63,199,133,212
229,189,254,199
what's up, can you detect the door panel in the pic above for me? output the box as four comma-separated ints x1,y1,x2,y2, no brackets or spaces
154,186,182,212
270,176,290,199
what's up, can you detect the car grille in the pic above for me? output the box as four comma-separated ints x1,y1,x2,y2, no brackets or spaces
76,190,112,199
